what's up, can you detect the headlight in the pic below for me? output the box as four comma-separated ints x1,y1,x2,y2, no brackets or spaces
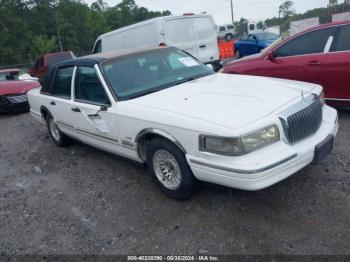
319,90,325,105
218,68,225,73
199,125,279,156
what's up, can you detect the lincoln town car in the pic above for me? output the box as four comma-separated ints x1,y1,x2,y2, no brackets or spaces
27,47,338,200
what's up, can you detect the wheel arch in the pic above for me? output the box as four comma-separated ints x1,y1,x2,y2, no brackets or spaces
135,128,187,162
40,105,51,120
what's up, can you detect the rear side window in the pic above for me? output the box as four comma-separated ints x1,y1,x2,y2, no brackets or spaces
51,67,73,99
74,67,110,105
275,27,336,57
331,25,350,52
219,26,226,32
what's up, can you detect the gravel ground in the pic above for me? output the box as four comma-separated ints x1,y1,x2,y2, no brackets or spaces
0,110,349,255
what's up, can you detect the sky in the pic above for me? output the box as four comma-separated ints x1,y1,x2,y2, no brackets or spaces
85,0,332,25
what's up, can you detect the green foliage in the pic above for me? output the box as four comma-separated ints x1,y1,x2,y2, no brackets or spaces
279,1,296,18
0,0,170,66
265,2,350,32
32,35,58,57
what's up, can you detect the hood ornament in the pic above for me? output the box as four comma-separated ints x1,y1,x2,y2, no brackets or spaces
301,91,304,100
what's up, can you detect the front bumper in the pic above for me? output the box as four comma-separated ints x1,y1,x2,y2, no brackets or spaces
187,105,338,191
0,95,29,112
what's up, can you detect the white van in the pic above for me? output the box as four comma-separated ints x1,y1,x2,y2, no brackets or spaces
92,14,220,69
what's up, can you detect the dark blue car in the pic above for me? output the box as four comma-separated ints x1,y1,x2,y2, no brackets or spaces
234,32,279,58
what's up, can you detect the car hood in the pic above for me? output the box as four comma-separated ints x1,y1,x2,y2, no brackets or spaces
0,80,40,96
128,73,317,130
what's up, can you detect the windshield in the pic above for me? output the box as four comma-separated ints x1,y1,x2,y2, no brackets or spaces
101,48,213,100
256,32,279,41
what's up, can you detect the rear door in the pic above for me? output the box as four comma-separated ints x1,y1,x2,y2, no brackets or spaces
48,66,76,138
259,27,337,85
323,24,350,103
192,16,219,63
164,17,198,58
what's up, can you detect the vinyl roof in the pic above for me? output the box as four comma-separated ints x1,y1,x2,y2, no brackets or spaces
55,46,172,68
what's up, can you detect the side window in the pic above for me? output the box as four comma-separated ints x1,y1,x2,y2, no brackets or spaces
74,66,110,105
331,25,350,52
275,27,336,57
93,40,102,54
51,67,73,99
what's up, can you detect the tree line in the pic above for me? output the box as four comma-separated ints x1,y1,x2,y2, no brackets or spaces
0,0,170,67
1,0,350,67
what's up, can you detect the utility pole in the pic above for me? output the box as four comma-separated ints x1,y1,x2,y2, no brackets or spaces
230,0,234,25
55,13,63,52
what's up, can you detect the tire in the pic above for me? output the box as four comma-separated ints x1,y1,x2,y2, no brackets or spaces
236,50,241,59
146,137,196,200
45,113,71,147
225,33,233,41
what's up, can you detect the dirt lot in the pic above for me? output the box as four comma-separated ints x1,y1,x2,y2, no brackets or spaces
0,110,349,255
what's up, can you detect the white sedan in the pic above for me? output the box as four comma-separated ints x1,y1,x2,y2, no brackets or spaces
27,47,338,200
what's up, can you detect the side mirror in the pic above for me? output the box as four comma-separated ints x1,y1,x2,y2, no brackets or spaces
267,51,276,62
100,105,108,111
206,64,214,70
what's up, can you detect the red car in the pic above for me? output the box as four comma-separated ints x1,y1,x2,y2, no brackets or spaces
29,51,75,83
0,69,40,112
222,21,350,107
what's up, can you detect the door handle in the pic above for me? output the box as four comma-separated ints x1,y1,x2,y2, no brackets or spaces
199,45,206,48
306,61,321,66
50,101,56,106
71,107,81,113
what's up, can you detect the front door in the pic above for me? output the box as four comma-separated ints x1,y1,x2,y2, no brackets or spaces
259,26,337,85
70,65,121,153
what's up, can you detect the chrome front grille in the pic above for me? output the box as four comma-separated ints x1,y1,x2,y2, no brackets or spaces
280,95,323,145
6,94,27,103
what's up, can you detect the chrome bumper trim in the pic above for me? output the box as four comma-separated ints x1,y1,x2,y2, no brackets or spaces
190,154,298,174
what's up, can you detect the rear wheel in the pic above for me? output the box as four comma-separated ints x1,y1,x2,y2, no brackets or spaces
45,113,71,147
146,138,196,200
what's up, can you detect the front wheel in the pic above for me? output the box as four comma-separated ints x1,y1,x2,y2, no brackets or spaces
46,113,71,147
146,138,196,200
235,50,241,59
